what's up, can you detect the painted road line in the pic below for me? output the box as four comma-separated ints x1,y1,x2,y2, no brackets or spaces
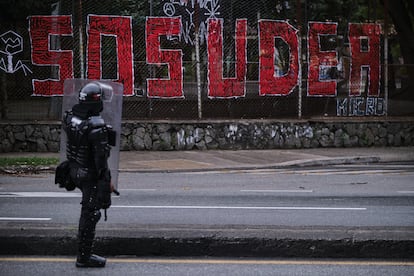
111,259,414,266
397,191,414,194
184,168,414,175
0,217,51,221
0,192,81,198
112,205,366,211
240,189,313,193
119,189,157,192
281,169,409,176
0,257,413,266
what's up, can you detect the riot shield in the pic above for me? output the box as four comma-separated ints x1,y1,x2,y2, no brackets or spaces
60,79,123,189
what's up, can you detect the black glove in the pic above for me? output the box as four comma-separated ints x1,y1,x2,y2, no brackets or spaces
55,160,76,191
97,179,111,209
97,170,111,209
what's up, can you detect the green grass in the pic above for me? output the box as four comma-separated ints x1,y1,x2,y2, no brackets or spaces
0,157,59,167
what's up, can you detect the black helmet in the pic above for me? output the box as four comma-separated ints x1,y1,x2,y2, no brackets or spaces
79,82,103,103
76,81,114,116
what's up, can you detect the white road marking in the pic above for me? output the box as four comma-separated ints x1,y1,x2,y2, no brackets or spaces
0,217,51,221
119,189,157,192
288,169,409,176
240,189,313,193
185,168,414,175
112,205,366,211
0,192,81,198
397,191,414,194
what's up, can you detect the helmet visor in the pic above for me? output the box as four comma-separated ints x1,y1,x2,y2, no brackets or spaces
98,82,113,102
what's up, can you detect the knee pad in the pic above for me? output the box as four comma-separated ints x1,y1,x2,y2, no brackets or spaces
90,209,101,223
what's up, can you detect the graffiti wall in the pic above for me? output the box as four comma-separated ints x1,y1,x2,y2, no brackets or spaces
0,0,395,120
18,17,382,98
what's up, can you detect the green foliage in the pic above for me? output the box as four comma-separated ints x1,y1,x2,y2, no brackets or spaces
0,157,59,167
306,0,378,22
0,0,56,21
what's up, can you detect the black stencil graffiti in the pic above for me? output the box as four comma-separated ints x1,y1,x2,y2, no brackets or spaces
0,31,32,76
162,0,221,45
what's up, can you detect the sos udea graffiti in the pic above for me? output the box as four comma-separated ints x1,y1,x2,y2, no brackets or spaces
25,15,381,99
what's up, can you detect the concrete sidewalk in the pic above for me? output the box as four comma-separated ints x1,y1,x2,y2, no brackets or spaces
1,147,414,258
1,146,414,172
118,146,414,172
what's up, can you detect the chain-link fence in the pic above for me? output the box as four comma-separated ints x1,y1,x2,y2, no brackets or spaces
0,0,413,121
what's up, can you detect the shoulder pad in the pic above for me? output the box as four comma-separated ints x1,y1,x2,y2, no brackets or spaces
63,111,81,130
89,116,105,128
71,116,83,127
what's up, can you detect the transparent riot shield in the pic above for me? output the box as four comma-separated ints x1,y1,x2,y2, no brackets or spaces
60,79,123,189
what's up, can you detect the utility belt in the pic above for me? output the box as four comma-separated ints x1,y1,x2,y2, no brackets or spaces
69,161,98,182
55,160,98,190
56,160,115,220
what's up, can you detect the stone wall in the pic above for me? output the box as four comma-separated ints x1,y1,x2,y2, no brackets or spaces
0,124,61,152
1,119,413,152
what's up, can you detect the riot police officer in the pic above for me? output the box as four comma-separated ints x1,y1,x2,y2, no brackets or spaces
62,82,115,268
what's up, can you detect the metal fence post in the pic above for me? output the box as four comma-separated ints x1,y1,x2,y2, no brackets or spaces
297,0,303,119
195,4,202,119
78,0,85,79
298,34,303,119
383,0,389,117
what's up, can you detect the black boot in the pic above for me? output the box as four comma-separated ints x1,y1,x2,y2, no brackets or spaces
76,234,106,268
76,229,107,268
77,209,105,267
76,254,106,267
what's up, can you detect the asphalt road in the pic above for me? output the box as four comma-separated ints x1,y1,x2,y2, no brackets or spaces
0,257,413,276
0,163,413,229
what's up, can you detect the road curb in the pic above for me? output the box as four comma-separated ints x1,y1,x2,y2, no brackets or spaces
1,235,413,259
1,225,413,258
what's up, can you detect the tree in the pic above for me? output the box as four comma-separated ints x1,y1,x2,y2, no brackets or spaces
0,0,56,22
381,0,414,98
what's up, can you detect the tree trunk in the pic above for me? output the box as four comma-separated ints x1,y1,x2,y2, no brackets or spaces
0,72,8,119
383,0,414,99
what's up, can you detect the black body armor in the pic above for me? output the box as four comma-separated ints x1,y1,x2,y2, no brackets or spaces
63,104,114,268
63,111,112,176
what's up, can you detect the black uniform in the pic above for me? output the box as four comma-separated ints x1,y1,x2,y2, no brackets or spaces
62,85,112,268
